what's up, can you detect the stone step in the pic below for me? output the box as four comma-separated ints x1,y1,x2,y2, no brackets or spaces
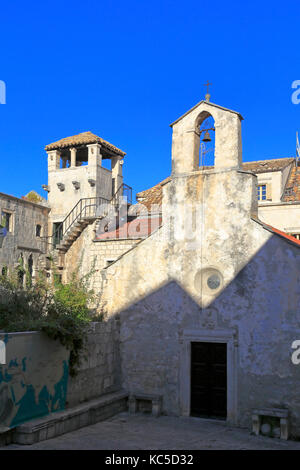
8,391,128,446
54,218,94,254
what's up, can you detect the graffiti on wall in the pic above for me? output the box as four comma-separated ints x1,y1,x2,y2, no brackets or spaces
0,332,69,429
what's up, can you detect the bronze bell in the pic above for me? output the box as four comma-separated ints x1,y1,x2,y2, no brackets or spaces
202,130,211,142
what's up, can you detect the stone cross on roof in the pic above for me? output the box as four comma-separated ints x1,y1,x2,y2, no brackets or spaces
204,81,212,102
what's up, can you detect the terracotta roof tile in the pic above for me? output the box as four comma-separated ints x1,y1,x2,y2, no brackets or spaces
45,131,126,156
135,158,297,211
252,215,300,247
136,177,170,212
282,164,300,202
242,157,294,173
96,216,162,240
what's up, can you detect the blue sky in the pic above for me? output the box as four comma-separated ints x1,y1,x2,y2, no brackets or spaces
0,0,300,200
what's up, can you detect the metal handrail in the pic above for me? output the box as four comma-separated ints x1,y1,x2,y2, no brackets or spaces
51,196,109,247
48,183,132,248
111,183,132,205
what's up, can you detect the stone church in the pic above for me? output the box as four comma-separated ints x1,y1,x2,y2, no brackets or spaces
1,98,300,437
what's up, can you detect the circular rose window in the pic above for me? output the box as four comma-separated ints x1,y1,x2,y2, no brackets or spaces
207,274,221,290
194,267,223,294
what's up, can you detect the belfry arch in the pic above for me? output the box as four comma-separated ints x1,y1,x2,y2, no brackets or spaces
197,113,215,168
170,101,243,174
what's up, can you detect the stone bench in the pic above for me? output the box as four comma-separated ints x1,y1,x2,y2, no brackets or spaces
252,408,289,440
10,391,128,445
128,393,163,417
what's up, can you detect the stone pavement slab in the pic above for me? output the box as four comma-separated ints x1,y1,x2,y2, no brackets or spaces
3,413,300,450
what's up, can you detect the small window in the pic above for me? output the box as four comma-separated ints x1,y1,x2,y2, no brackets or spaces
36,224,42,237
257,185,267,201
1,211,13,232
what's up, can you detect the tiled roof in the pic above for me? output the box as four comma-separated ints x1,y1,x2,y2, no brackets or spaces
45,131,126,156
96,216,162,240
135,158,296,211
242,157,294,174
252,215,300,247
282,164,300,202
136,177,171,211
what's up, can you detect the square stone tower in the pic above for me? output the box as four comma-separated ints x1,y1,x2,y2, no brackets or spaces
44,131,125,240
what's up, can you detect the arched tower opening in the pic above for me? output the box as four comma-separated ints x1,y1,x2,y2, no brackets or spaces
28,254,33,286
17,253,25,288
197,113,215,168
170,100,243,175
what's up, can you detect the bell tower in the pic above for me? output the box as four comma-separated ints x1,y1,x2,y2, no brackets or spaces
162,100,258,251
170,100,243,174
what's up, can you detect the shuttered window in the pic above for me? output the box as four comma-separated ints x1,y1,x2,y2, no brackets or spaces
257,184,272,201
257,185,267,201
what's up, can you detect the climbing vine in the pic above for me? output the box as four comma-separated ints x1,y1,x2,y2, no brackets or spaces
0,263,100,376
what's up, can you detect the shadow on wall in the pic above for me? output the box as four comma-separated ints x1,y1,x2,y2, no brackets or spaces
1,233,300,434
111,233,300,434
0,321,121,429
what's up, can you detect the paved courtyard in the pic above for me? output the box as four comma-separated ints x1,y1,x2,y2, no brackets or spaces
4,413,300,450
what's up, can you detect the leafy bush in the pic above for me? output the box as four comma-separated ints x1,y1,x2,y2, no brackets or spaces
0,267,99,376
53,270,95,322
24,191,43,204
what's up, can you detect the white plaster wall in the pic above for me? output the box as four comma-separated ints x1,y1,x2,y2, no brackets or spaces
48,166,112,223
258,203,300,233
257,171,282,203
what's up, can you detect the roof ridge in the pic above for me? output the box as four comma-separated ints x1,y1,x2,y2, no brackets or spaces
251,216,300,247
243,157,294,164
45,131,126,156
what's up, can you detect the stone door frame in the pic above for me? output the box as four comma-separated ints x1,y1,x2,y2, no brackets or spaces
179,328,238,425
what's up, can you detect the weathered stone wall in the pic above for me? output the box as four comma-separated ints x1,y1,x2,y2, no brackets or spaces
171,101,242,173
0,192,49,277
0,331,69,429
98,101,300,436
66,320,121,408
100,170,300,436
62,222,140,293
0,323,121,428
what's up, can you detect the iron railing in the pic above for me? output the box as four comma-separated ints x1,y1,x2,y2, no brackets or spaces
112,183,132,205
48,183,132,248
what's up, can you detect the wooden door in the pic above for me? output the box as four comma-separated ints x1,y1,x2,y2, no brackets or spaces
190,342,227,419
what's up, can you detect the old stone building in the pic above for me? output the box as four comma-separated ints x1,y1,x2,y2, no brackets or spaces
2,98,300,437
0,192,49,284
95,100,300,437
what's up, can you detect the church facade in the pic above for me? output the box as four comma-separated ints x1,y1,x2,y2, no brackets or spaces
1,99,300,437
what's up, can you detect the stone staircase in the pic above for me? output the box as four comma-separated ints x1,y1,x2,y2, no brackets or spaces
49,184,133,258
56,216,95,253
